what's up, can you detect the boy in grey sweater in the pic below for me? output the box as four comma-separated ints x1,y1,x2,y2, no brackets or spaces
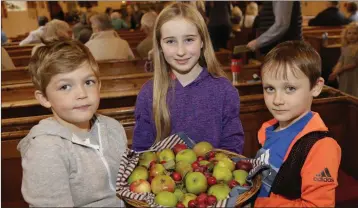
17,40,127,207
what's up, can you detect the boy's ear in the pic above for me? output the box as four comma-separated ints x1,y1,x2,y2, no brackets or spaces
34,90,52,108
311,77,325,97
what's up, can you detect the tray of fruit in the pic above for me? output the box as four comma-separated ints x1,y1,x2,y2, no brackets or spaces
116,133,262,207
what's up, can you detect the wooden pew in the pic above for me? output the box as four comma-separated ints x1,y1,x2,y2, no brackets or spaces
3,44,36,52
11,56,32,67
2,49,233,86
2,59,147,86
302,26,344,36
6,48,32,57
304,34,341,54
1,67,262,119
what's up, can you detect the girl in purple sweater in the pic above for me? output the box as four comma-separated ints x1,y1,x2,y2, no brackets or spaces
132,2,245,153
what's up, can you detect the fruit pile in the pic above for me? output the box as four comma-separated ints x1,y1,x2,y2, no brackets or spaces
127,142,254,208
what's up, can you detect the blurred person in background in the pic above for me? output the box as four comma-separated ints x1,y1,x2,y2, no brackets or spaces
86,14,134,61
32,19,72,55
20,16,49,46
136,11,157,59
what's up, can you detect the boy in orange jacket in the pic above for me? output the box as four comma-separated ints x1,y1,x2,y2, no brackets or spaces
254,41,341,207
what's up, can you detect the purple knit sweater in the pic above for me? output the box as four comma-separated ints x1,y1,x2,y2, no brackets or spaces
132,68,245,153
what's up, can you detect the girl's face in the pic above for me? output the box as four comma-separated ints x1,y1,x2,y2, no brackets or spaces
346,27,358,44
160,18,203,74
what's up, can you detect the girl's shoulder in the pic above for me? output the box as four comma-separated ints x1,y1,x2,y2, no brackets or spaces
209,75,237,94
138,79,154,98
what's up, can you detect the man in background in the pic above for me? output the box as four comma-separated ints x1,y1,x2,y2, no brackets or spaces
309,1,349,26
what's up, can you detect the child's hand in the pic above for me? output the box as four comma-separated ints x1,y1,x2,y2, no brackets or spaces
328,71,338,81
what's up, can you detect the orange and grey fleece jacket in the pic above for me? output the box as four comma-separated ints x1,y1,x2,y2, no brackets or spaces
254,112,341,207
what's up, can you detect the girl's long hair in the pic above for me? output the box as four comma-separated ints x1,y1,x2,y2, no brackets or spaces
152,2,227,142
341,21,358,47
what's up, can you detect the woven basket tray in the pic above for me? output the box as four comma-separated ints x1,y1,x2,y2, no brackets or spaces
123,149,262,207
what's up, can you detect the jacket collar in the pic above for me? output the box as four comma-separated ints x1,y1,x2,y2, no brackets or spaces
89,30,120,41
258,112,328,155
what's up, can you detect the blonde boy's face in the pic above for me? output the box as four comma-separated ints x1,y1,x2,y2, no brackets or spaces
35,62,100,131
262,67,323,130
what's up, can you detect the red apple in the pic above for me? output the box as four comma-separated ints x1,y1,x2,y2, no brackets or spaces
160,161,167,165
196,193,208,204
235,160,253,172
207,176,217,186
197,156,205,161
192,161,200,169
243,183,250,187
228,179,239,188
193,167,200,172
173,143,187,154
188,199,197,208
193,142,213,157
204,172,212,178
177,202,185,208
129,179,151,193
197,201,207,208
151,175,176,194
206,151,216,159
150,164,166,178
149,161,157,169
207,195,217,206
172,172,182,182
148,176,154,183
200,166,207,172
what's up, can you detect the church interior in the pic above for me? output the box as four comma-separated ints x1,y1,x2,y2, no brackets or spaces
1,1,358,207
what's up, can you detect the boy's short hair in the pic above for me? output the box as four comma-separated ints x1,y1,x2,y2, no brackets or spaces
262,41,321,89
29,40,99,94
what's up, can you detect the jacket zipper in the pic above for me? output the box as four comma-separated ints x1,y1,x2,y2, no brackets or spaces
96,122,115,192
71,123,115,192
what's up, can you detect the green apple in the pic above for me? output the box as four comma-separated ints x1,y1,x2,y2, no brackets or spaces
214,152,229,161
193,141,213,157
139,151,158,168
155,191,178,207
212,165,233,182
149,164,166,178
233,169,249,185
175,161,193,177
176,149,197,164
208,184,231,200
199,160,210,166
216,157,235,171
128,166,148,184
185,172,208,194
182,193,197,207
174,188,184,201
159,148,175,162
151,175,176,194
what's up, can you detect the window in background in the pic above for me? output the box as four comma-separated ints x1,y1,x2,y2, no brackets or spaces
5,1,27,11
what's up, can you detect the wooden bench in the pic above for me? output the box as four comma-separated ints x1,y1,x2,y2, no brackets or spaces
304,34,341,54
302,26,344,37
1,74,263,119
